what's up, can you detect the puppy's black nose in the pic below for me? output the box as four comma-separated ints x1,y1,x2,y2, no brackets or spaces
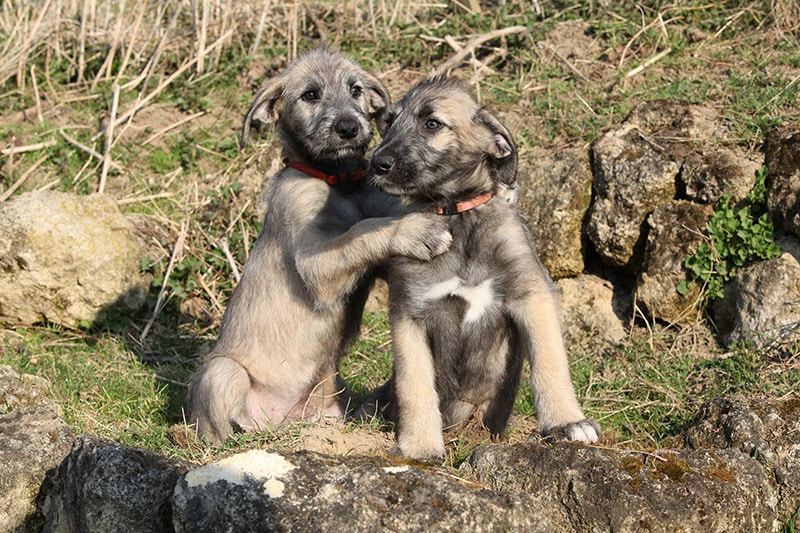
334,119,359,139
372,155,394,175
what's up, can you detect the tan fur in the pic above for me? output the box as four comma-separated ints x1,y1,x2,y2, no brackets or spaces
366,77,599,459
391,315,446,458
187,49,451,444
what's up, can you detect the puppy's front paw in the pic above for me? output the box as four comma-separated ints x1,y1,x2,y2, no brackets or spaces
392,213,452,261
389,438,445,463
394,432,446,461
542,418,601,444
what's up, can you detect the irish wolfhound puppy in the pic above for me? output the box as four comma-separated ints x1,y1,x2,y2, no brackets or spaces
187,48,452,444
365,76,600,460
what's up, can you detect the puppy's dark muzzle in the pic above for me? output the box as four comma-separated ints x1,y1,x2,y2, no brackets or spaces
334,118,360,140
371,154,394,175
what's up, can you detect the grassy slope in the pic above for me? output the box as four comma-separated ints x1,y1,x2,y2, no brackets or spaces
0,1,798,466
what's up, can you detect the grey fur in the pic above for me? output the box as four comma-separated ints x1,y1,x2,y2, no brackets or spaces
362,77,600,460
186,49,452,444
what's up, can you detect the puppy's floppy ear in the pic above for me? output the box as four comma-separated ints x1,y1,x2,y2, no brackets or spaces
361,72,392,135
474,107,518,187
240,79,284,149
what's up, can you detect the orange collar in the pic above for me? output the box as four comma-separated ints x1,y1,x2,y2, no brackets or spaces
283,159,369,186
436,191,493,215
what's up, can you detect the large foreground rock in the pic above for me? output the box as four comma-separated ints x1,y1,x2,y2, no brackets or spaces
172,449,548,532
37,412,799,532
0,191,149,328
684,397,800,521
462,443,778,532
0,365,73,531
42,436,190,532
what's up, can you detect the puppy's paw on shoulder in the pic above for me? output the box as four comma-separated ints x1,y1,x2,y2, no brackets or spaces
425,228,453,257
392,213,452,261
543,418,601,444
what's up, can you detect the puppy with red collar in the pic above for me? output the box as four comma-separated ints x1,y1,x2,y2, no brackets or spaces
187,48,452,444
364,76,600,460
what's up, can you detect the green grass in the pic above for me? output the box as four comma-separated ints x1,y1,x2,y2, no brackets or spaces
3,314,797,464
340,310,395,399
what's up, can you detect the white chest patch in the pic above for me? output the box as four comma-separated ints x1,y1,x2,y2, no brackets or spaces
415,276,496,324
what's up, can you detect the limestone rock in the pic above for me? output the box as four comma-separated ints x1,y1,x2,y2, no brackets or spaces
0,191,149,328
634,200,714,324
462,442,777,533
587,123,679,270
680,147,760,204
0,365,73,532
518,148,592,279
42,435,189,533
711,235,800,348
764,126,800,238
684,397,800,522
624,100,723,142
172,449,548,532
587,100,724,272
557,274,627,354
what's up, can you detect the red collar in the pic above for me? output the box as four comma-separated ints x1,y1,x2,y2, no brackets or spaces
283,159,369,186
436,191,493,215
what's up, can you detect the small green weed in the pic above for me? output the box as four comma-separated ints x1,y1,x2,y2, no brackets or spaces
781,508,799,533
678,166,782,300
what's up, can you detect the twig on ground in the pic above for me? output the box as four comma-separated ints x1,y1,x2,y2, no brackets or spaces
0,154,48,201
624,48,672,78
195,144,234,162
59,130,122,171
77,0,88,83
196,273,224,315
91,0,126,90
16,0,53,88
761,72,800,110
113,0,148,86
30,65,42,122
1,139,56,156
538,41,592,84
141,221,187,343
98,84,121,194
434,25,528,75
217,237,241,283
116,192,175,206
251,0,272,56
197,0,211,74
143,111,206,146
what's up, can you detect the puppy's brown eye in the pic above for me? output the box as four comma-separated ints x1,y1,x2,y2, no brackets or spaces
424,118,442,131
350,85,363,98
301,90,319,102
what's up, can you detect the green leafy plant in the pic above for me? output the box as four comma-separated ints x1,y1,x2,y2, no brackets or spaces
678,166,781,300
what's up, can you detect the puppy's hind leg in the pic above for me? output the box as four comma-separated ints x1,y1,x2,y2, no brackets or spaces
187,356,255,444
